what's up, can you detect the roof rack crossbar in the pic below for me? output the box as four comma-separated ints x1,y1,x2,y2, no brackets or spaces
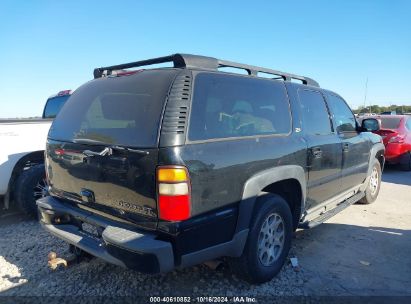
217,59,319,87
93,53,319,87
93,54,187,79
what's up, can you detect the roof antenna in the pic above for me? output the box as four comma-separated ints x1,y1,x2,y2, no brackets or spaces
363,77,368,114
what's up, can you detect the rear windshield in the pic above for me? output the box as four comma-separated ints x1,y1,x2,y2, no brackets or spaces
43,95,70,118
380,117,401,129
48,70,176,147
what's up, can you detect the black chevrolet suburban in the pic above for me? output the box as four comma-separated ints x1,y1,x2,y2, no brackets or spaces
37,54,385,283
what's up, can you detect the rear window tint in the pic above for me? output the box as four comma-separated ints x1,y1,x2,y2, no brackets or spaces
380,117,401,129
188,73,291,141
48,70,177,147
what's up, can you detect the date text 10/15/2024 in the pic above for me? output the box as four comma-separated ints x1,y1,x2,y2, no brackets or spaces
149,296,257,303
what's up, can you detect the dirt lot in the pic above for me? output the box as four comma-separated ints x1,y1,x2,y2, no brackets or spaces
0,167,410,296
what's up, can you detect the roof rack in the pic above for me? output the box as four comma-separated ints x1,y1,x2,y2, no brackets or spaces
93,53,319,87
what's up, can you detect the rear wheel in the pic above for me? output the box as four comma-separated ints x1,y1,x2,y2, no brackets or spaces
400,152,411,171
14,164,47,216
228,194,293,284
359,161,381,204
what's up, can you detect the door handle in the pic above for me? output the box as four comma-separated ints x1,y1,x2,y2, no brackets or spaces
343,143,350,152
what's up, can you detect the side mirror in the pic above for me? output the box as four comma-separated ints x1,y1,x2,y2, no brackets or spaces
361,118,380,132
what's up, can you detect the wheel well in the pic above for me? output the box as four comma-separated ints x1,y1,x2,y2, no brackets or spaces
6,150,44,208
261,179,302,230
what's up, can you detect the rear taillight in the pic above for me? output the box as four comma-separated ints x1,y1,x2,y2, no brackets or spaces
157,166,191,221
388,135,405,143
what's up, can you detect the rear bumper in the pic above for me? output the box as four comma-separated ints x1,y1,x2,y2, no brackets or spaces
36,196,174,273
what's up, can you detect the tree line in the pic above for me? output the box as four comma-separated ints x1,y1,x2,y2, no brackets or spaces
353,104,411,114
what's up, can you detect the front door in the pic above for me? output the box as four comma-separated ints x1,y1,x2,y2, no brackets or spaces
298,89,342,210
326,93,370,191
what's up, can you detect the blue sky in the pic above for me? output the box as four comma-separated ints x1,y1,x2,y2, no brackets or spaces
0,0,410,118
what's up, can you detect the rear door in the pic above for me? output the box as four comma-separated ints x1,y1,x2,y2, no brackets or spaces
326,93,370,191
46,69,178,229
298,89,342,210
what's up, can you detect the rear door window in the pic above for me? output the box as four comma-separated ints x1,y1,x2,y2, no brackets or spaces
298,89,332,135
188,73,291,141
48,70,177,147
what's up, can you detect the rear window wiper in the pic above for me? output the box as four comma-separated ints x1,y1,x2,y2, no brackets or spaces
82,147,113,157
73,138,149,156
110,145,149,155
73,138,108,145
80,143,149,157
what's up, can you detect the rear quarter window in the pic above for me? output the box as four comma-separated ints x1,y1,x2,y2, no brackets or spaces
188,73,291,141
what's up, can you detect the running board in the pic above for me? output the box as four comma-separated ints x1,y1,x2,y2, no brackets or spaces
299,191,365,229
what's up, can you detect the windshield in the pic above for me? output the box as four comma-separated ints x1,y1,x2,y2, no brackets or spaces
43,95,70,118
48,69,177,148
380,117,402,129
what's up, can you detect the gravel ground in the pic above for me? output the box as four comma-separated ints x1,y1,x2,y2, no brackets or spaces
0,215,306,297
0,167,410,297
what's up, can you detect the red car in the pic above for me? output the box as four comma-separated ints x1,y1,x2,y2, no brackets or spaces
373,115,411,170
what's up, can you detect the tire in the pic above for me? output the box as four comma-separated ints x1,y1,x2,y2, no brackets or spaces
399,152,411,171
228,194,293,284
14,164,47,216
359,161,381,204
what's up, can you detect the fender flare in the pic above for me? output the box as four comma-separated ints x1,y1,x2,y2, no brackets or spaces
234,165,306,234
368,142,385,175
360,142,385,192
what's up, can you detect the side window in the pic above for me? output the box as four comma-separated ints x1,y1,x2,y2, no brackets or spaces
188,73,291,141
298,89,332,135
327,94,356,132
43,95,70,118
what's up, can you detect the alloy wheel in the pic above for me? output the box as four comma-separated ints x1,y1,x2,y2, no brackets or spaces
369,166,379,195
33,176,48,200
257,213,285,266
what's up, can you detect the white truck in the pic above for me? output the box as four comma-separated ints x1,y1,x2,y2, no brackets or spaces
0,90,71,215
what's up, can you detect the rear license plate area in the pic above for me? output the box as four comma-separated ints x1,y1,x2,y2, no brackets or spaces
81,222,103,240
